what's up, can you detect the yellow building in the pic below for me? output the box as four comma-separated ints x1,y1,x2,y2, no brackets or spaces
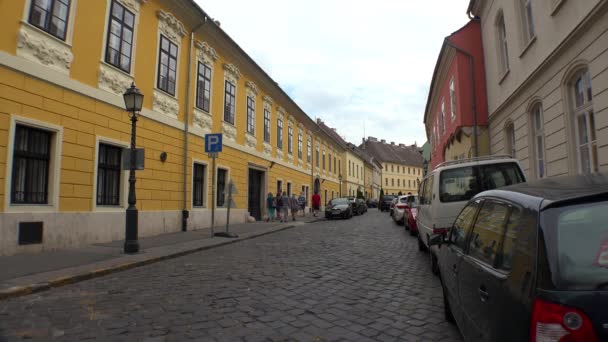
360,137,423,195
0,0,342,255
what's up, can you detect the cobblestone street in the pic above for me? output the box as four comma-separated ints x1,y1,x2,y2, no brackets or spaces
0,211,463,342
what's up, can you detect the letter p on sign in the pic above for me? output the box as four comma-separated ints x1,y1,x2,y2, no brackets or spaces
205,133,223,153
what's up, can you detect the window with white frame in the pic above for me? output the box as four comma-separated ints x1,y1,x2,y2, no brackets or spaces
505,123,516,158
288,125,293,154
322,150,326,170
531,103,545,178
196,63,212,112
316,146,319,167
193,163,206,207
246,96,255,135
157,35,178,96
105,0,134,73
307,139,311,162
449,78,456,122
497,13,510,75
277,117,283,149
441,99,446,133
571,68,597,174
29,0,71,41
11,125,52,204
97,143,122,206
298,132,303,159
263,109,271,143
521,0,535,43
224,80,236,124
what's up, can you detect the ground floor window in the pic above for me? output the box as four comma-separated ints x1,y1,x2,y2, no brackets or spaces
217,168,227,207
97,143,122,206
193,163,206,207
11,125,51,204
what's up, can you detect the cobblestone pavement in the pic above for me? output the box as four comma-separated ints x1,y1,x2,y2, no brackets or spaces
0,211,463,342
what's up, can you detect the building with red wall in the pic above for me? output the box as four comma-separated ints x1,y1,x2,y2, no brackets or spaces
424,19,489,170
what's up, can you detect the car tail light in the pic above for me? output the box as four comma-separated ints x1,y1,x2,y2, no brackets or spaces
530,299,597,342
396,204,408,209
432,227,447,235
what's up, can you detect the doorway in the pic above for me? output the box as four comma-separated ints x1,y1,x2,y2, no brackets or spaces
248,168,264,220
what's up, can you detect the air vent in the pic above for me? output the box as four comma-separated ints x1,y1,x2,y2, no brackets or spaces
18,222,43,245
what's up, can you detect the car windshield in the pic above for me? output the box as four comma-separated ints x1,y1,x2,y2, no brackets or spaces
330,198,348,205
543,200,608,290
383,196,394,201
439,162,525,203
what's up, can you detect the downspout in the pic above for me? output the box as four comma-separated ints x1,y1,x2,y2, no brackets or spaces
182,17,208,232
444,38,479,158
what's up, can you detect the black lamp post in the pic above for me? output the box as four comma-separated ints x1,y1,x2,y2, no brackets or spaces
123,83,144,254
338,174,342,197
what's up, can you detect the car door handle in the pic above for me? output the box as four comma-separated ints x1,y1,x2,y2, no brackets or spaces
478,286,489,303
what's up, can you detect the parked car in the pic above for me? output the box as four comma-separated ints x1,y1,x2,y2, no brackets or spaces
324,197,353,219
356,198,368,214
380,195,395,212
366,199,378,208
389,197,398,216
430,173,608,342
348,197,367,215
404,195,419,236
392,195,411,224
417,156,526,275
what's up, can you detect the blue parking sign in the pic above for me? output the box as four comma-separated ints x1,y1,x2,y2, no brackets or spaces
205,133,223,153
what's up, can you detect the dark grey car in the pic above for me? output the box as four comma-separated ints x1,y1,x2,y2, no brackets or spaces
431,173,608,342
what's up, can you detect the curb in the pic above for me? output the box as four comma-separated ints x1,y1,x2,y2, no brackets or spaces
0,223,300,302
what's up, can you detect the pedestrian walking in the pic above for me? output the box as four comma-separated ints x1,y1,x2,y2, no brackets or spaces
281,191,290,222
266,192,275,222
312,191,321,217
297,192,306,217
290,193,299,221
275,190,282,222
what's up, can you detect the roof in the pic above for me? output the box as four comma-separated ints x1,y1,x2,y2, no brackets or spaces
316,119,348,149
359,140,424,167
479,173,608,210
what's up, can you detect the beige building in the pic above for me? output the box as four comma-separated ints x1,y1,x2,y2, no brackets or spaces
468,0,608,178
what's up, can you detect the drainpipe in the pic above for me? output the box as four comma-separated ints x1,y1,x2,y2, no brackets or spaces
182,17,208,232
443,38,479,158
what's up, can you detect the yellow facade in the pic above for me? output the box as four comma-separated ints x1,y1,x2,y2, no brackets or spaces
382,162,423,195
444,127,490,162
0,0,342,255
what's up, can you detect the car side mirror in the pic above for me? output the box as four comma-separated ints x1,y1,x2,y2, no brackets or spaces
429,234,448,247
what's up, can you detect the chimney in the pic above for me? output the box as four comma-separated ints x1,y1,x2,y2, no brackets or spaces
331,128,336,132
369,136,378,142
362,137,365,144
381,139,386,143
399,143,405,148
390,142,395,145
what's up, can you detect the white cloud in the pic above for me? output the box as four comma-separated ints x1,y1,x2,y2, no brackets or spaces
196,0,471,146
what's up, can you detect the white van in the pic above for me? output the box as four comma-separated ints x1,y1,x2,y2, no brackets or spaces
416,156,526,274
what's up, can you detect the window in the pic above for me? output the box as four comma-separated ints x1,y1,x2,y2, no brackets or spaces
397,179,400,187
263,109,271,143
496,206,523,271
328,153,332,172
298,132,303,159
348,161,351,176
29,0,71,41
196,63,212,112
192,163,206,207
287,182,291,196
408,167,411,174
570,69,597,174
441,99,446,133
11,125,51,204
316,146,319,167
385,178,388,186
288,125,293,154
307,139,311,162
356,165,358,178
322,151,326,170
224,80,236,124
449,78,456,122
247,96,255,135
216,168,227,207
497,13,510,74
277,180,282,195
333,157,336,174
408,180,411,188
531,103,545,178
105,1,134,73
157,35,178,95
391,178,394,186
450,200,480,250
391,165,394,172
276,118,283,149
468,200,510,266
97,143,122,206
338,160,341,175
521,0,535,42
505,123,516,157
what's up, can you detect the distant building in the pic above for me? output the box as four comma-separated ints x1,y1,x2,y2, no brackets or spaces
424,18,489,171
360,137,424,195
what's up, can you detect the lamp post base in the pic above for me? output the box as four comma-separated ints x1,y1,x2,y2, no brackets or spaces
124,240,140,254
214,232,239,238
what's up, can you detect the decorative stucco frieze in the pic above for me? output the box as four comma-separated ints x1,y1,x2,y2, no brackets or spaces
16,24,73,74
263,95,274,105
195,40,218,64
98,63,134,96
157,10,187,42
288,154,294,163
245,81,259,97
119,0,146,13
245,133,257,149
222,122,237,141
263,142,272,156
192,107,212,131
223,63,241,81
277,106,286,119
276,149,284,159
288,114,294,123
153,90,179,118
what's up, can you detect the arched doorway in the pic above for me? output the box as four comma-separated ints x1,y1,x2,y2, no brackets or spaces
313,178,320,194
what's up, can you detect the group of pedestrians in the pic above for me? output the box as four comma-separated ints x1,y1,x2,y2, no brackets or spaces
266,191,319,222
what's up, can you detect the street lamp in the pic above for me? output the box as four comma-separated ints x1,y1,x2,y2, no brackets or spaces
123,83,144,254
338,174,342,197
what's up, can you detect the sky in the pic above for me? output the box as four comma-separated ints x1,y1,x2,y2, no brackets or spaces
195,0,472,147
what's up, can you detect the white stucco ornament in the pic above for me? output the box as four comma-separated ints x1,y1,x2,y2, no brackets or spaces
17,25,73,74
193,108,212,131
195,40,218,64
263,142,272,156
245,133,257,149
222,122,237,141
98,64,134,96
157,10,187,41
223,63,241,80
153,90,179,118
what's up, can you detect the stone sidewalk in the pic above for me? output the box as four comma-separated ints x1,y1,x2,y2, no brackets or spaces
0,213,324,301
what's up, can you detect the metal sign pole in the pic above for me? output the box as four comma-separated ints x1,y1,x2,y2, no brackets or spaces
211,155,216,237
226,181,232,234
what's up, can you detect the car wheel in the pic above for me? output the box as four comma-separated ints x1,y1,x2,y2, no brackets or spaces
404,221,410,231
431,251,439,276
417,235,427,252
409,228,416,236
442,283,456,324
